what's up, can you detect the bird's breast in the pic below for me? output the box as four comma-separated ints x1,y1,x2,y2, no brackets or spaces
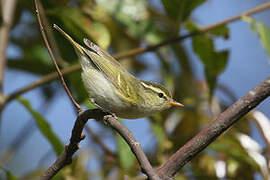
81,69,164,119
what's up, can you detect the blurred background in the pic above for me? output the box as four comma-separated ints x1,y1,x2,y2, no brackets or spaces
1,0,270,179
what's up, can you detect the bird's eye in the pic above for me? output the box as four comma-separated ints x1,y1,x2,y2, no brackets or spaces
158,92,164,98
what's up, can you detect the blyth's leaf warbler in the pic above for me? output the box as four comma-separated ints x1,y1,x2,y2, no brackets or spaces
54,24,183,119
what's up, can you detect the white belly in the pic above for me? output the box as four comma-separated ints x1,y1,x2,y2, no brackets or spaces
81,69,125,113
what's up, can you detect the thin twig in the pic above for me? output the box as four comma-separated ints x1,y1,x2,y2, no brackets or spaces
5,2,270,104
114,1,270,58
0,0,17,92
6,64,79,103
157,77,270,180
34,0,82,112
36,0,68,67
85,125,117,158
104,115,161,180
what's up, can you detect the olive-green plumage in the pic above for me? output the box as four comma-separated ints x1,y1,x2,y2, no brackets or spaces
54,24,183,119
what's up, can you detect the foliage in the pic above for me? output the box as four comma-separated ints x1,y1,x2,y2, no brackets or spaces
116,131,135,172
0,168,20,180
17,97,64,156
243,16,270,59
186,21,229,96
1,0,270,179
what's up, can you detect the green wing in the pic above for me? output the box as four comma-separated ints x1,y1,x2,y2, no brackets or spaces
54,25,136,102
83,39,137,102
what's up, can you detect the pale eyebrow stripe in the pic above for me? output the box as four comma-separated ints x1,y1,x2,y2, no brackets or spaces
141,82,162,93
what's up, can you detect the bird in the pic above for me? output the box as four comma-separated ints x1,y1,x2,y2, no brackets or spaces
54,24,183,119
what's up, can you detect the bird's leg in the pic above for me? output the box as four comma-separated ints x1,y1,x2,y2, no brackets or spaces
90,98,117,121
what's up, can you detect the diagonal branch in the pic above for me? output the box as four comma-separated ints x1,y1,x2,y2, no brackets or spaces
34,0,82,112
113,1,270,59
5,1,270,104
157,77,270,180
35,0,68,68
41,77,270,180
40,109,105,180
41,109,160,180
6,64,79,103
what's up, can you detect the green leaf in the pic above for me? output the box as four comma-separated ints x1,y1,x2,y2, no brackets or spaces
6,171,19,180
150,115,166,156
85,22,111,49
209,25,230,38
243,16,270,58
7,44,54,75
152,121,165,149
68,71,88,104
161,0,206,25
186,21,229,95
96,0,149,38
17,97,64,155
116,124,135,171
52,7,111,49
194,35,229,95
186,20,229,38
24,45,51,65
0,167,19,180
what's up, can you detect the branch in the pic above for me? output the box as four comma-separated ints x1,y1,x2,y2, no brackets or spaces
6,64,79,103
113,1,270,59
41,109,160,180
5,2,270,104
157,77,270,180
35,0,68,68
34,0,82,112
40,109,105,180
0,0,17,92
35,0,158,179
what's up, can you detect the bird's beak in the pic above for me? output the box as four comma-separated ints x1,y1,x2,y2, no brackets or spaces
169,100,184,107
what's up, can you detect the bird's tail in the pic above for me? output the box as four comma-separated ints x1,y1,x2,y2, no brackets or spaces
53,24,84,55
54,24,96,71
